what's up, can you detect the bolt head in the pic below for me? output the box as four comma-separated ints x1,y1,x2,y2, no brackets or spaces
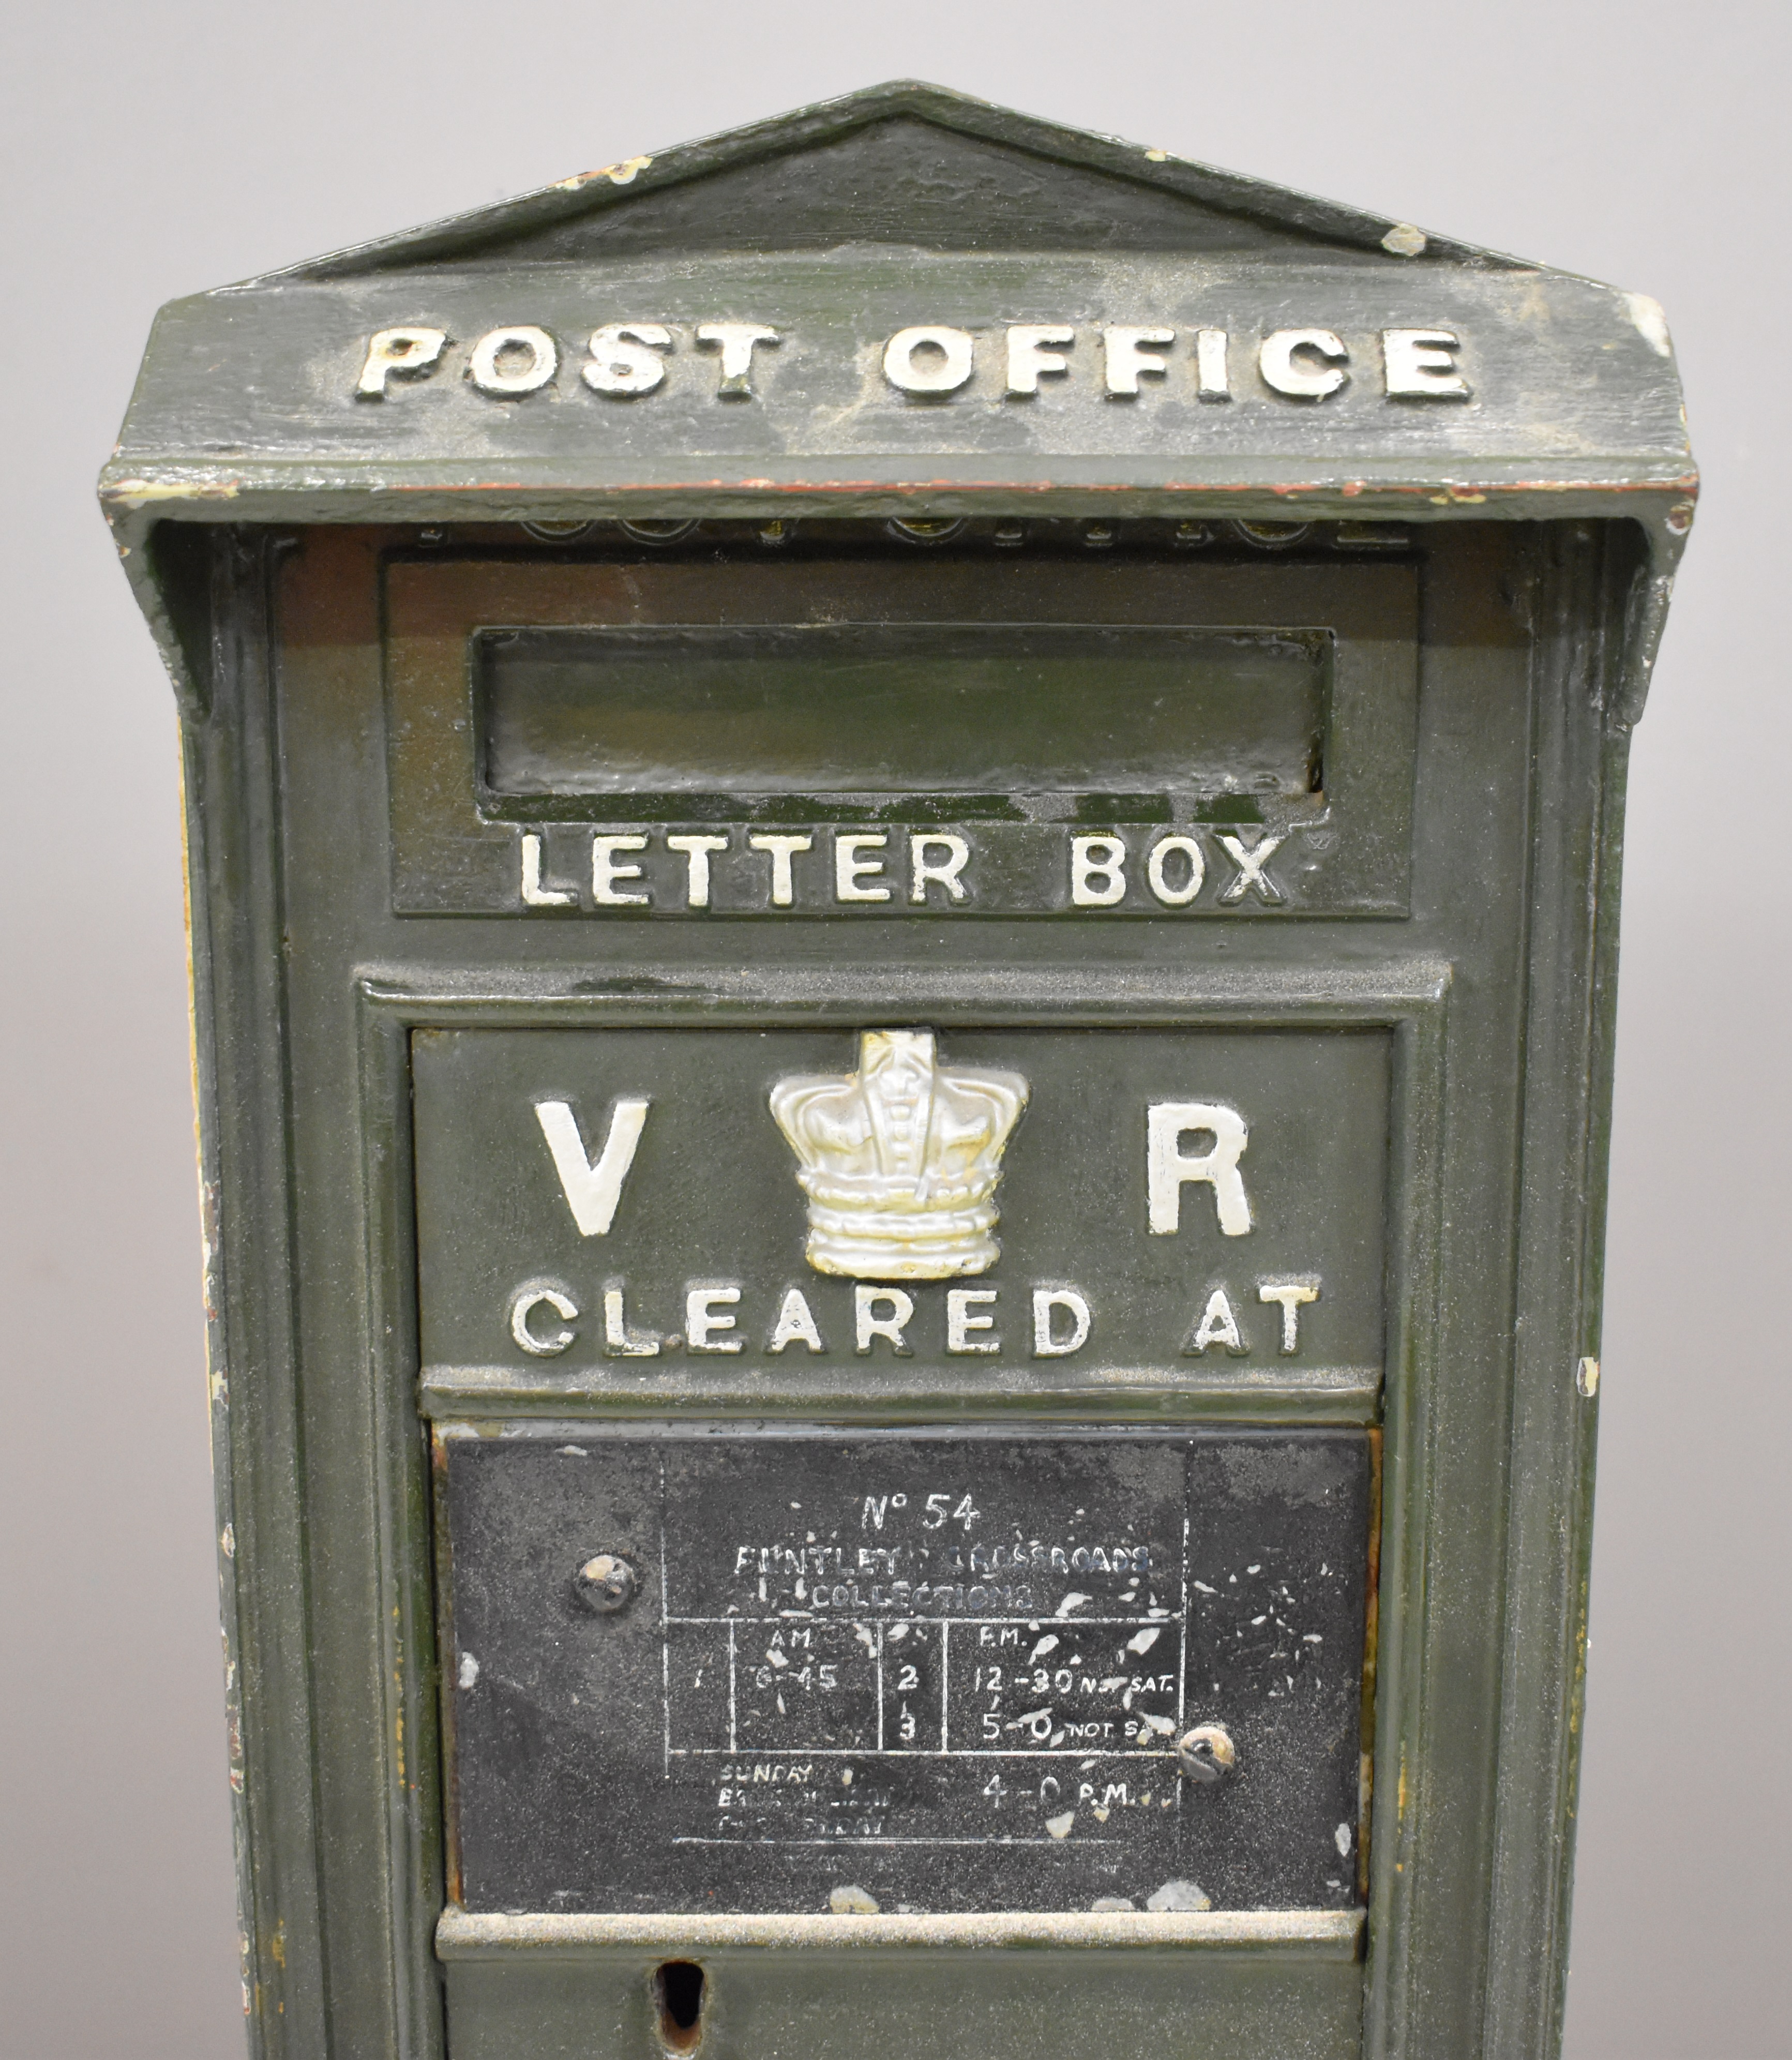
1177,1722,1237,1783
573,1553,638,1615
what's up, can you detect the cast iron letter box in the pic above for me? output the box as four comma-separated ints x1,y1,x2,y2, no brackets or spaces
104,81,1694,2060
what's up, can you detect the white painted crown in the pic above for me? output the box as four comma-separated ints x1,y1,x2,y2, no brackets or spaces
770,1030,1029,1280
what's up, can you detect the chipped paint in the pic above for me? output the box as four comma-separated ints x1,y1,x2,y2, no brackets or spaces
555,153,654,190
1621,292,1673,359
105,477,240,507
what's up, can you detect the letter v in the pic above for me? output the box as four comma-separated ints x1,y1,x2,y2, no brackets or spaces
533,1098,650,1236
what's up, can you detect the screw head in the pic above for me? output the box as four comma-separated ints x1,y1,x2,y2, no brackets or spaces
1177,1723,1237,1783
573,1553,638,1615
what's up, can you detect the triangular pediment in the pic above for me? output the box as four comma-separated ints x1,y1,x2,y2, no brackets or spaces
275,81,1519,279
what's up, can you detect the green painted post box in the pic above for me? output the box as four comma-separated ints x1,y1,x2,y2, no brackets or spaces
102,81,1695,2060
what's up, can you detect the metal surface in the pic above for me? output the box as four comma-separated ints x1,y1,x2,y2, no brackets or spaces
434,1906,1365,1950
99,81,1692,726
438,1426,1370,1917
413,1021,1391,1397
102,78,1693,2060
570,1553,638,1615
382,550,1420,918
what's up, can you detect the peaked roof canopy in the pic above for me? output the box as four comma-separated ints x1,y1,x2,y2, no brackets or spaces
267,81,1514,277
102,80,1693,718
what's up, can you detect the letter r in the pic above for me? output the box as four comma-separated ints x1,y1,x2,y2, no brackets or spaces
1147,1102,1253,1236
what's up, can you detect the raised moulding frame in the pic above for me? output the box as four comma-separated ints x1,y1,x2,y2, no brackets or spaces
342,959,1448,2048
378,549,1420,919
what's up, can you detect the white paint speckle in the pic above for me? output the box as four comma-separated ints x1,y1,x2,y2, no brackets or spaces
1029,1633,1061,1663
829,1885,879,1914
555,1446,588,1456
1336,1822,1353,1857
1381,222,1427,258
458,1653,480,1689
1146,1878,1212,1912
1045,1810,1076,1840
1057,1592,1093,1618
1126,1627,1162,1656
1092,1895,1134,1910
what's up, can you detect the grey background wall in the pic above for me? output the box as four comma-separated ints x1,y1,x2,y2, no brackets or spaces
2,6,1784,2055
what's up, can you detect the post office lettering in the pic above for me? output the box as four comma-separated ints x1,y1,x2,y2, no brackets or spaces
354,320,1469,403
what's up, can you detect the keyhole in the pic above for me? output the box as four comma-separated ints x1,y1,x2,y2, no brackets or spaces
654,1961,706,2054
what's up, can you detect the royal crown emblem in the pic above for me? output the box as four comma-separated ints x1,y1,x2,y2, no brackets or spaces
770,1030,1029,1281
